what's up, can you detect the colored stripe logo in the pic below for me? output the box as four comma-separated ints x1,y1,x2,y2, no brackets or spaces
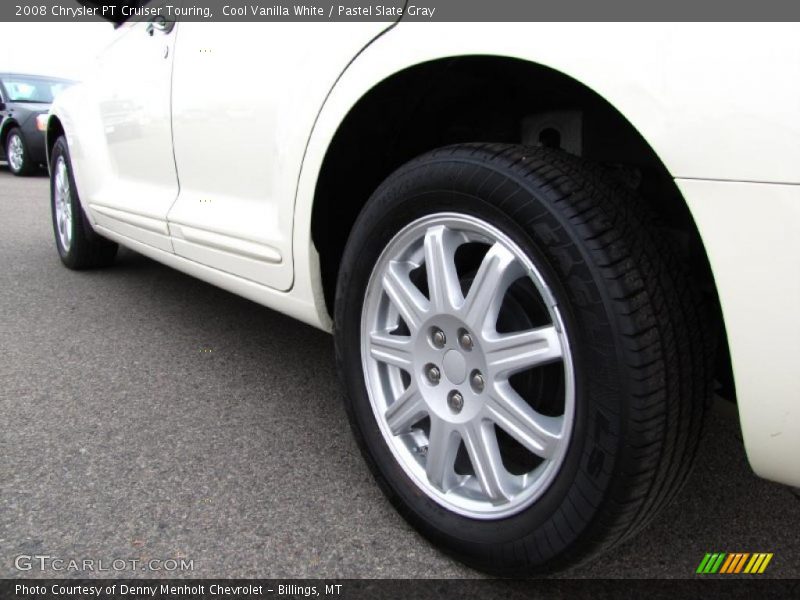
696,552,773,574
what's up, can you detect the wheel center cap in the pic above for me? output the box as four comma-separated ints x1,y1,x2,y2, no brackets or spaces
442,349,467,384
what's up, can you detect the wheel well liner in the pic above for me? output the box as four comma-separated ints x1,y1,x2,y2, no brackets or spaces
45,115,65,166
309,55,734,395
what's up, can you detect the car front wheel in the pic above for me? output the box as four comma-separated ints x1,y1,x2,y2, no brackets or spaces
50,136,118,269
334,144,713,574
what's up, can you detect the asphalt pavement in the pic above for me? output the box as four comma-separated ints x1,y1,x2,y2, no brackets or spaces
1,165,798,581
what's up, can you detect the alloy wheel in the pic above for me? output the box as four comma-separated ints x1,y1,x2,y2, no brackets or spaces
53,156,73,252
7,134,24,172
360,213,575,519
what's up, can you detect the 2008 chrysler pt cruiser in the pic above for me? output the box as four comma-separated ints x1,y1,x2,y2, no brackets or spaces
45,5,799,574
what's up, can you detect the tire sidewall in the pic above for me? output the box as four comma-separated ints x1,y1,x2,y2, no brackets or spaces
335,159,625,572
50,137,82,266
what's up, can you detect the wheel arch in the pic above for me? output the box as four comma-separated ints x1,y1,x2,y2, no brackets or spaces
303,50,735,400
45,114,65,170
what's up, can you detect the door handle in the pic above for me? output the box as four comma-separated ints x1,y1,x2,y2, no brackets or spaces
146,16,175,36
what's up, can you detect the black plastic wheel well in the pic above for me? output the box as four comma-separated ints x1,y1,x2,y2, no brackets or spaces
321,54,733,398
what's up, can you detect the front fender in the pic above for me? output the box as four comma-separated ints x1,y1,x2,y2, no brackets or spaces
47,81,112,223
293,22,800,486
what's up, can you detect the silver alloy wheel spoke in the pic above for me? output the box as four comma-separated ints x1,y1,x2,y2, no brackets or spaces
484,326,563,378
461,242,522,330
486,383,563,459
382,261,429,332
361,214,575,519
423,225,464,312
425,416,461,492
462,420,511,503
54,156,72,251
369,330,414,371
385,386,426,434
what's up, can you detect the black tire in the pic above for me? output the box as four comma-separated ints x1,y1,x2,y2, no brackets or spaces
5,127,36,176
334,144,713,575
50,136,118,269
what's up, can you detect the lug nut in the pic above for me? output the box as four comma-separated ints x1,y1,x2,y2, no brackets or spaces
459,330,474,351
425,364,441,385
431,328,447,349
470,370,485,393
447,390,464,414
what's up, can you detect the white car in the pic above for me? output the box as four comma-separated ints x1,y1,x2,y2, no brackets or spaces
46,10,799,575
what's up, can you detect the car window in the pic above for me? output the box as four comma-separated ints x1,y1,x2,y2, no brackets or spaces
2,76,70,103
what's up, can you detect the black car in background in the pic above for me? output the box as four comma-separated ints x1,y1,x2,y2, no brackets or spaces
0,73,73,176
